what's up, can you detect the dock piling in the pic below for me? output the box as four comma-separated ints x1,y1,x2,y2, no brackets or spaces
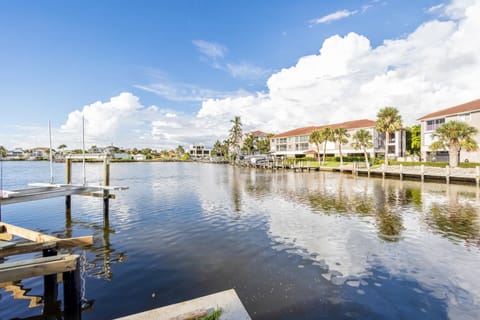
43,248,59,315
446,165,450,184
65,158,72,210
63,258,81,320
103,157,110,220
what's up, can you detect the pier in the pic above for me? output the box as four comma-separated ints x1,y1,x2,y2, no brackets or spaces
0,156,128,319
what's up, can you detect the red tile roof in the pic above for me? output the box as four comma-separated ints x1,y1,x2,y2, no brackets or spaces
272,126,321,138
272,119,376,138
418,98,480,120
245,130,270,137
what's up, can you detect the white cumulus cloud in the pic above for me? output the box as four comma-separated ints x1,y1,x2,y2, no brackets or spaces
197,0,480,134
310,9,358,25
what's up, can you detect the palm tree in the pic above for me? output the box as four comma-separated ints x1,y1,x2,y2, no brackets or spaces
175,145,185,157
320,127,334,165
429,120,478,168
352,129,373,168
376,107,402,166
333,128,350,165
0,145,7,157
309,130,322,165
57,144,67,156
229,116,243,162
242,134,257,155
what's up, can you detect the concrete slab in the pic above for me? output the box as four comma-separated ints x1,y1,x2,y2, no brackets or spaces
116,289,251,320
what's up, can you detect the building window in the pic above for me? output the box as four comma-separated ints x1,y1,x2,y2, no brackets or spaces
277,145,287,151
295,143,309,151
457,113,471,122
426,118,445,131
295,135,308,143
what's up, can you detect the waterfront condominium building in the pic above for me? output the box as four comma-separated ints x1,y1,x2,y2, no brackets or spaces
188,144,211,159
269,119,406,160
418,98,480,163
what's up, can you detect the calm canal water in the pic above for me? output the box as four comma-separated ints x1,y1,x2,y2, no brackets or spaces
1,161,480,319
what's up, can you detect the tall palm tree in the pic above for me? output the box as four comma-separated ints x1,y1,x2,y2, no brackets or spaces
430,120,478,167
352,129,373,168
320,127,334,165
309,130,322,164
376,107,403,166
229,116,243,162
333,127,350,165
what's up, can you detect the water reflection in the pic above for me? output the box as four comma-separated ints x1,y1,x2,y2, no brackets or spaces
249,171,480,319
424,185,480,245
64,210,127,281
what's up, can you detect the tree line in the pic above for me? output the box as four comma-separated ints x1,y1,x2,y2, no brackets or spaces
218,107,478,168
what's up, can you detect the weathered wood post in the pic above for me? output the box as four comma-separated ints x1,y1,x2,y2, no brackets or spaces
65,158,72,210
43,248,58,315
382,163,386,178
63,258,81,320
103,157,110,222
421,164,425,182
446,165,450,184
476,166,480,187
399,164,403,180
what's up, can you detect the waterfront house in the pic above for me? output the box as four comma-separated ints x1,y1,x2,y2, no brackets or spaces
133,154,147,161
418,98,480,163
31,147,50,159
6,148,25,159
189,144,211,159
270,119,406,160
113,152,133,160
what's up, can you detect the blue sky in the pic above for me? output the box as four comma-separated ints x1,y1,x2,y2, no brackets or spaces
1,0,478,149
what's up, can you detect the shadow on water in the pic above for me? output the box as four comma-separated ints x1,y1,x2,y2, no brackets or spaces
1,203,127,320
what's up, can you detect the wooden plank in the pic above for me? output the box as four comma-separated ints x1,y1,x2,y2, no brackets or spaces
0,241,16,249
0,222,58,242
78,191,116,199
0,254,79,283
0,233,14,241
0,236,93,257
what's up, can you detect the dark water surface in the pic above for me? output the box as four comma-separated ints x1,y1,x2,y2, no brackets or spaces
1,161,479,319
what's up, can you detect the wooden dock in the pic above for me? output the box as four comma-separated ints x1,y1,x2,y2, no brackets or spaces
0,156,128,319
239,159,480,186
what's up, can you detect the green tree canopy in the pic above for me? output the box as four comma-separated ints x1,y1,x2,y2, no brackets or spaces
241,134,257,155
320,127,335,165
333,127,350,165
352,129,373,168
309,130,323,162
409,124,421,156
175,145,185,156
430,120,478,167
376,107,402,166
257,134,273,154
0,145,7,157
